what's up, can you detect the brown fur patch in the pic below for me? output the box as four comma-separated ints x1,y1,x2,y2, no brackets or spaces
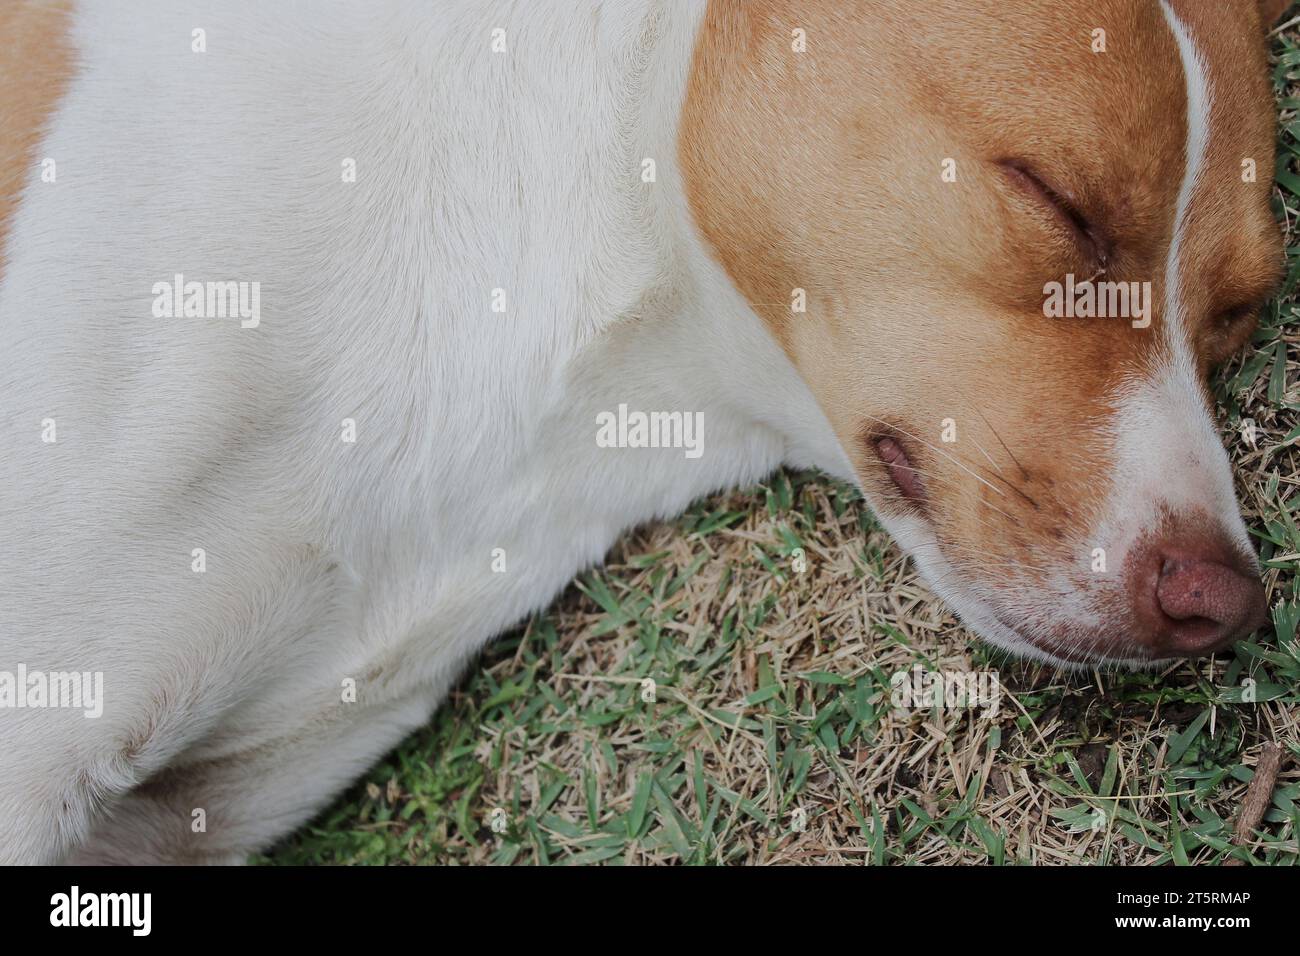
1258,0,1294,27
0,0,75,282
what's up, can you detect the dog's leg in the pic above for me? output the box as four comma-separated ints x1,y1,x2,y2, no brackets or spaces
0,525,376,864
0,745,123,864
67,689,436,865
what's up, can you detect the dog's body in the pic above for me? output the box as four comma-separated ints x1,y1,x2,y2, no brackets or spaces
1,0,839,864
0,0,1288,862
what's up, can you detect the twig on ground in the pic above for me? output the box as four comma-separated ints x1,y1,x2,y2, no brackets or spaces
1227,742,1284,864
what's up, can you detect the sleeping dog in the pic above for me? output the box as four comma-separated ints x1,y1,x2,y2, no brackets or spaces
0,0,1288,862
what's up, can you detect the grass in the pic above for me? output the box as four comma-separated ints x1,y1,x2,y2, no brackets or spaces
261,19,1300,866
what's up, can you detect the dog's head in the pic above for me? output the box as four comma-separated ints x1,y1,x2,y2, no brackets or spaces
681,0,1288,666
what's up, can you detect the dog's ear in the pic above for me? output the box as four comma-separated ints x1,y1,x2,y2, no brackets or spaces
1259,0,1294,27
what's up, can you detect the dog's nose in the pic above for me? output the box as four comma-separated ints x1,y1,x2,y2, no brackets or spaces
1149,552,1267,656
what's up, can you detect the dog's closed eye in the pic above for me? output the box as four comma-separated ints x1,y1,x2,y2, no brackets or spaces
999,160,1110,271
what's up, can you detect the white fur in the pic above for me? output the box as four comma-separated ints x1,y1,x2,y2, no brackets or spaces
1100,3,1254,579
0,0,850,863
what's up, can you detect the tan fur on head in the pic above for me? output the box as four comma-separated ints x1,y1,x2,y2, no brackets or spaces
680,0,1282,661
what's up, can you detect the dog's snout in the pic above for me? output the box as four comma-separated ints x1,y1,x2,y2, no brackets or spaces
1131,533,1268,658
